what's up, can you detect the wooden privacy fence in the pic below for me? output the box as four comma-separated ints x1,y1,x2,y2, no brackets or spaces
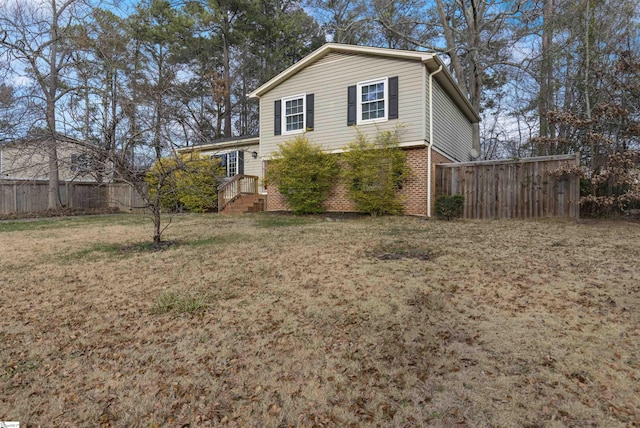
0,180,147,214
106,184,148,213
436,154,581,219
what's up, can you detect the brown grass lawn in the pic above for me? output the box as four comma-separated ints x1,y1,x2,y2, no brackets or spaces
1,214,639,427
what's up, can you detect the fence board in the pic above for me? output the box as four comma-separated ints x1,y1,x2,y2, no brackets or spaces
106,184,148,213
436,154,580,220
0,180,146,215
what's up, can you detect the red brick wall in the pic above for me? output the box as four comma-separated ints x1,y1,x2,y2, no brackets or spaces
264,147,453,216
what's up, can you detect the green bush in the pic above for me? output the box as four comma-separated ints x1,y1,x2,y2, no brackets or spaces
265,136,338,215
146,152,225,213
341,129,411,216
435,194,465,220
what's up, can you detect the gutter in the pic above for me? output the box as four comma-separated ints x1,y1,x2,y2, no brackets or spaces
428,65,443,218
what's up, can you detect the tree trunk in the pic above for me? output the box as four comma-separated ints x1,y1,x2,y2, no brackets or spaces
223,32,232,138
153,205,162,244
436,0,480,152
47,0,61,209
538,0,555,154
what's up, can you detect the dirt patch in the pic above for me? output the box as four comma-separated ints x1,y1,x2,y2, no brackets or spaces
0,214,639,427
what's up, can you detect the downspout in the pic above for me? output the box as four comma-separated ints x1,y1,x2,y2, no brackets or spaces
427,65,443,218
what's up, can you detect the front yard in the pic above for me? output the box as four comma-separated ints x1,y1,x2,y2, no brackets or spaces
1,214,639,426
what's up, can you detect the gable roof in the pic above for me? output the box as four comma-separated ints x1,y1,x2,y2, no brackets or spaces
248,43,480,123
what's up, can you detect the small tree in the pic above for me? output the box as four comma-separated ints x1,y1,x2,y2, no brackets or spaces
341,129,412,216
266,136,338,214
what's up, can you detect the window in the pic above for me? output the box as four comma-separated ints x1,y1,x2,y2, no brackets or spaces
359,79,387,122
283,94,305,134
227,151,237,176
274,94,314,136
348,76,398,126
214,150,244,177
70,153,92,172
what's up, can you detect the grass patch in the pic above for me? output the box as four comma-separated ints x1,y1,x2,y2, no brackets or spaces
68,240,178,260
254,214,319,228
2,216,639,427
0,214,147,233
151,291,207,315
184,232,252,247
370,241,437,260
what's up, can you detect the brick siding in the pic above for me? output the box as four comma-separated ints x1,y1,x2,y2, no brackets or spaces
265,147,453,216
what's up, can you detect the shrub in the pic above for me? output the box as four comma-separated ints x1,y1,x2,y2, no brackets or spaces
341,129,411,216
146,152,225,213
435,194,465,220
265,136,338,215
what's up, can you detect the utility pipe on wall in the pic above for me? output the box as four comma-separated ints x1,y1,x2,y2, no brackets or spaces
427,65,443,218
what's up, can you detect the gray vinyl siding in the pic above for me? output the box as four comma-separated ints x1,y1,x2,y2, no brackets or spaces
430,79,473,162
259,55,425,157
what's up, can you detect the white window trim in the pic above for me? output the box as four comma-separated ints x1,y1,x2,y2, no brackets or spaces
281,93,306,135
357,77,388,125
213,150,240,177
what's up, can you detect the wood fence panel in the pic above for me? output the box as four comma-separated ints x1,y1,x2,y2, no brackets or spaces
71,183,107,209
106,184,147,213
1,184,16,213
436,154,580,220
0,180,144,214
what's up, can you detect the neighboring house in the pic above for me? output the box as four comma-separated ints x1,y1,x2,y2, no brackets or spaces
183,43,480,216
0,135,97,182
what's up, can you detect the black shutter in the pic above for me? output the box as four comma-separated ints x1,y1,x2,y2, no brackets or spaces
237,150,244,175
274,100,281,135
306,93,314,130
347,85,357,126
389,76,399,119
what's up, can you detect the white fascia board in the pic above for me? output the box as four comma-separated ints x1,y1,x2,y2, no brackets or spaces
176,137,260,153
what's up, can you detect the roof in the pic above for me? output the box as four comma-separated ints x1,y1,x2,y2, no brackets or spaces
176,135,259,153
248,43,480,123
1,132,86,147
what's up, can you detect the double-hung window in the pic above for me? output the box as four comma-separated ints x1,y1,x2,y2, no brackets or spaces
274,94,314,136
358,78,388,124
348,76,397,126
282,94,305,134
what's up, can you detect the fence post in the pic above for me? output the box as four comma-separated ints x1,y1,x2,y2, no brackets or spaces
13,182,18,213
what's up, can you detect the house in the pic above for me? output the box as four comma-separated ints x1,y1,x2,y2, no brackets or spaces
176,135,261,181
0,135,97,182
188,43,480,216
176,135,265,213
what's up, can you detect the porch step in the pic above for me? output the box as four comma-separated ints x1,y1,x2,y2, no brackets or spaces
220,194,265,215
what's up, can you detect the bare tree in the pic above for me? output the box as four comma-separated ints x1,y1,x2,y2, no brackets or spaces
0,0,94,208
